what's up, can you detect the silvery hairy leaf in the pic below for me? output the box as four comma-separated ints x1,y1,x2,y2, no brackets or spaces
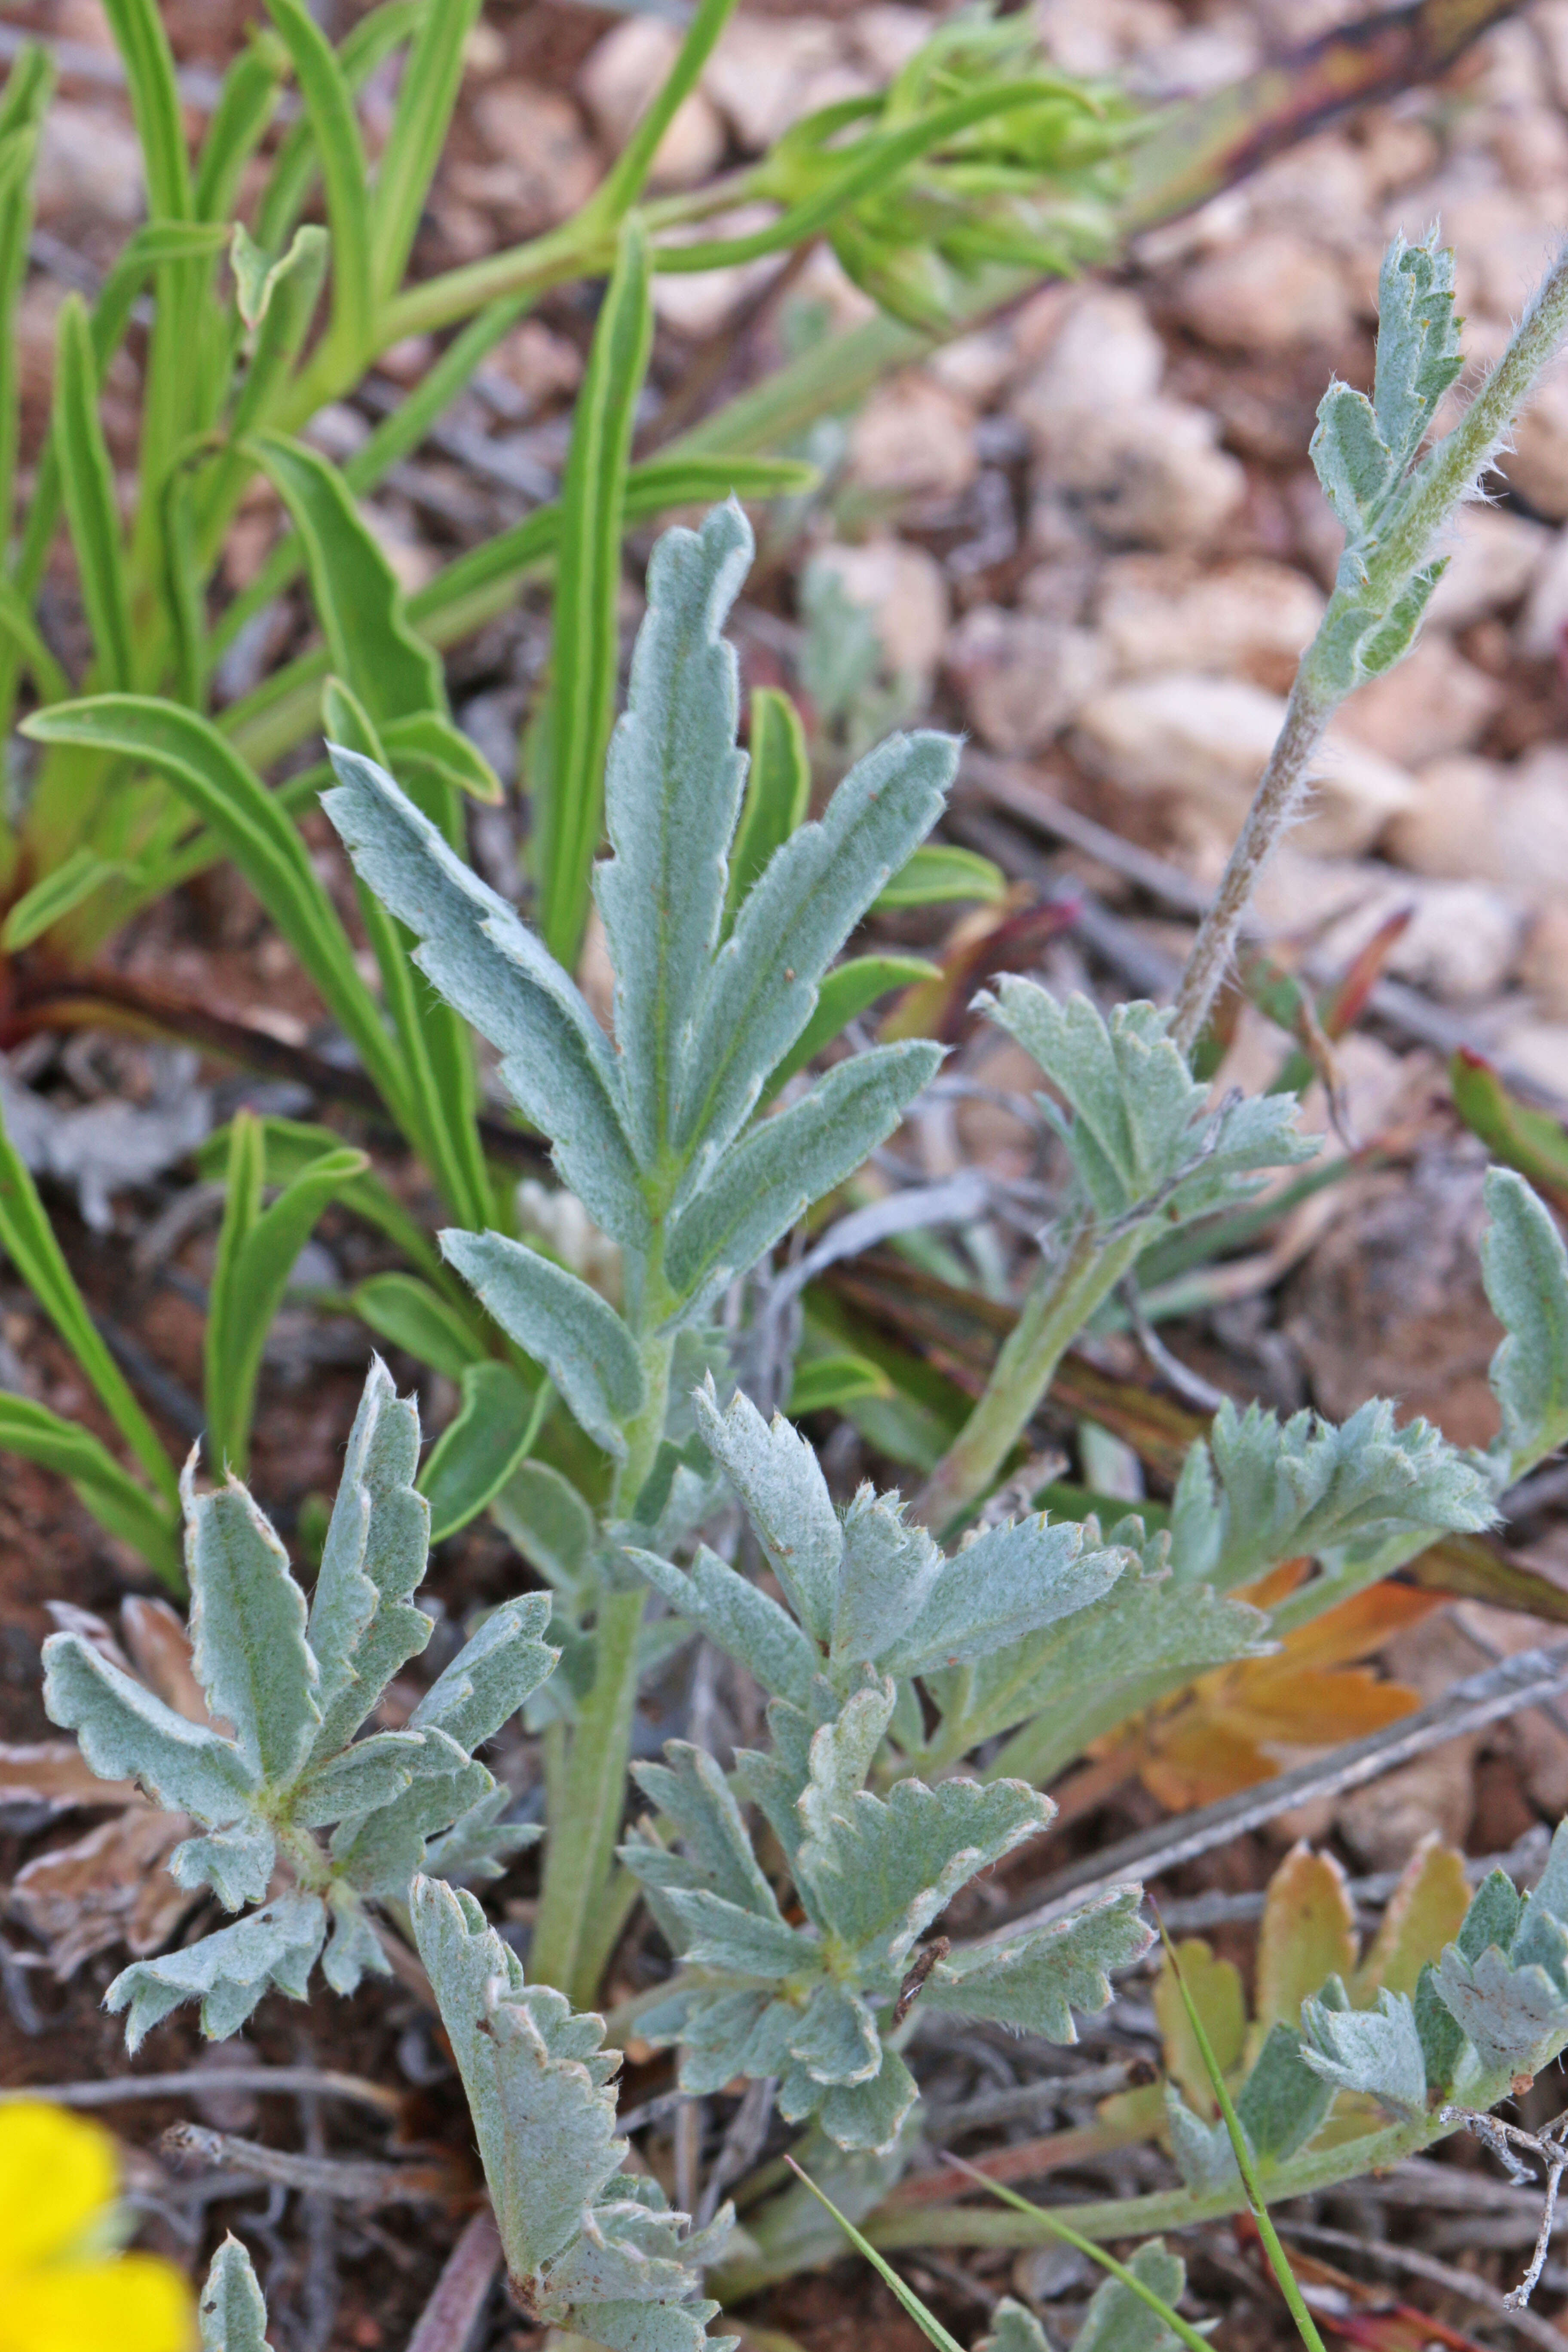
1415,1866,1525,2092
323,747,649,1251
440,1227,644,1456
107,1892,327,2053
1167,1396,1496,1594
408,1876,735,2349
200,2233,269,2352
641,1391,1133,1695
976,2297,1054,2352
1299,1981,1427,2115
676,726,957,1175
1165,2086,1240,2193
1431,1822,1568,2077
1171,2014,1338,2182
1075,2241,1189,2352
1370,232,1464,484
922,1886,1152,2037
595,500,751,1170
44,1360,559,2049
308,1356,432,1753
1480,1167,1568,1480
663,1040,943,1315
980,983,1314,1228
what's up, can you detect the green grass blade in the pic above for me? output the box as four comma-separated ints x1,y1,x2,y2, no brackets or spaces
763,953,940,1099
931,2152,1216,2352
597,0,742,219
52,296,134,690
0,1089,176,1504
417,1360,546,1540
725,685,809,931
197,1116,452,1289
102,0,192,218
21,698,420,1145
206,1113,368,1476
1,848,125,951
194,32,285,222
0,1395,179,1590
369,0,478,303
265,0,375,374
781,2159,967,2352
534,218,651,970
1155,1916,1327,2352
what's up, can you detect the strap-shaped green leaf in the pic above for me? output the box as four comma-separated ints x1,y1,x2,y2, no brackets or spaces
103,0,193,220
0,46,50,566
0,572,68,707
441,1228,644,1457
665,1039,943,1312
200,2234,270,2352
874,843,1006,911
199,1115,448,1286
418,1360,543,1540
351,1271,486,1381
264,0,374,373
538,218,652,971
369,0,478,302
0,1393,177,1584
184,1461,321,1787
725,686,810,931
677,732,956,1168
226,225,329,441
0,1075,175,1501
248,432,446,729
21,699,419,1143
764,953,940,1100
254,0,422,254
205,1111,368,1476
52,294,134,690
194,37,285,224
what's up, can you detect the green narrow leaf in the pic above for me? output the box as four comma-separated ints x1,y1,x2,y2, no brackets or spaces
103,0,193,219
196,1115,449,1289
206,1114,368,1478
596,0,742,219
1,847,127,952
162,459,205,708
52,295,134,690
418,1360,545,1541
264,0,375,373
248,432,445,735
874,843,1007,912
764,953,940,1099
193,34,285,224
225,226,329,441
21,698,420,1147
0,1393,179,1589
0,46,51,556
0,573,69,706
369,0,478,302
253,0,423,254
1452,1049,1568,1216
726,685,810,929
536,218,652,971
0,1084,176,1505
351,1271,487,1381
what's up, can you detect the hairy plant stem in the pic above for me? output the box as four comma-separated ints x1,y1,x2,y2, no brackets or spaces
528,1325,674,2008
913,1222,1145,1536
1172,239,1568,1054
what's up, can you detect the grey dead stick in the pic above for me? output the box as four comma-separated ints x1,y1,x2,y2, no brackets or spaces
404,2209,505,2352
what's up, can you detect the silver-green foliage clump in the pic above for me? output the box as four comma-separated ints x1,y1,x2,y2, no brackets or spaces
41,1357,557,2048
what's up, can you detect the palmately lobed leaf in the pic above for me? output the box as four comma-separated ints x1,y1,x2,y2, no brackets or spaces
923,1885,1152,2038
1299,1980,1427,2115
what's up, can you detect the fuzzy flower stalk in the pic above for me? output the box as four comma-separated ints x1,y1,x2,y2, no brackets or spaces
1172,228,1568,1050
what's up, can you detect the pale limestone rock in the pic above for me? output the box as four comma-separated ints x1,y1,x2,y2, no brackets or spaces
1244,136,1373,248
1516,522,1568,656
1092,554,1324,689
35,101,144,224
579,18,726,189
927,327,1021,407
849,372,979,503
945,607,1109,754
1384,753,1502,879
702,17,860,151
490,319,583,408
1517,899,1568,1017
1334,633,1503,767
847,4,933,77
1070,672,1414,855
1430,184,1559,323
1034,0,1182,76
1010,288,1165,429
1494,1019,1568,1101
1029,400,1247,551
812,539,951,682
652,207,779,337
1499,369,1568,517
469,83,600,229
1174,231,1354,353
1424,504,1550,630
1390,745,1568,900
1251,854,1526,1004
1336,1748,1476,1870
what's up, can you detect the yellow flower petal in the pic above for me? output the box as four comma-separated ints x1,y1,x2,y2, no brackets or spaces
0,2104,119,2275
0,2253,196,2352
